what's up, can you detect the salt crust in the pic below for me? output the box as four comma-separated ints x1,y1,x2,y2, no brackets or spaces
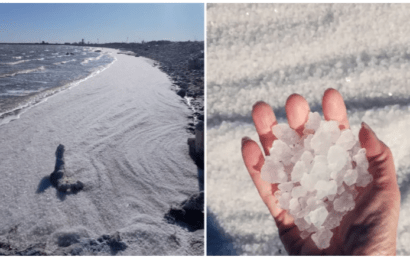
261,112,373,249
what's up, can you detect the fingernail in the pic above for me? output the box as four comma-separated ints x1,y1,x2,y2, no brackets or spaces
361,121,378,139
242,136,251,146
252,101,266,109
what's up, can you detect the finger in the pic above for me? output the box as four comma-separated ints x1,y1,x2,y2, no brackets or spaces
358,122,385,158
322,88,350,130
285,94,310,135
241,137,282,217
359,122,397,188
242,137,304,253
252,101,277,155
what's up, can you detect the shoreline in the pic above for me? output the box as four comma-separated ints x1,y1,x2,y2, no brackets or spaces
89,41,204,132
0,46,117,126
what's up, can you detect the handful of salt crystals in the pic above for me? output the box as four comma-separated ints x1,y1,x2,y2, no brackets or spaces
261,112,373,249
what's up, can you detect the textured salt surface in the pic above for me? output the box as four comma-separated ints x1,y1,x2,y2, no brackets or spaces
0,48,201,255
207,3,410,255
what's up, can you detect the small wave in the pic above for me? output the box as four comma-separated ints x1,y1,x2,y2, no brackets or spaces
53,59,76,65
0,88,45,97
37,58,44,61
0,66,46,79
0,57,116,126
81,54,103,65
2,59,30,65
81,58,92,65
12,56,22,60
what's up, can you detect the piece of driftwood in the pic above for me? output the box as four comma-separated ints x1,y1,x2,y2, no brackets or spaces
50,144,84,193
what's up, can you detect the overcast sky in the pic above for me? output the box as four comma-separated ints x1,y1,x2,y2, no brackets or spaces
0,3,204,43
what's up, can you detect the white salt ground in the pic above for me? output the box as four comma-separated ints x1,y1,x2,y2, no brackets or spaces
207,3,410,255
0,48,201,255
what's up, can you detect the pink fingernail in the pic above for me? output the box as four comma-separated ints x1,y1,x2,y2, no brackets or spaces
242,137,251,146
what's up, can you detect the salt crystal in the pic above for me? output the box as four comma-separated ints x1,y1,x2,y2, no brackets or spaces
291,161,306,182
343,169,358,186
291,148,305,164
346,185,359,199
298,195,308,209
261,159,287,183
305,205,328,228
278,182,294,192
310,155,330,181
333,170,346,187
323,209,344,230
295,195,310,218
311,228,333,249
311,121,341,155
291,185,307,198
315,180,337,200
304,112,321,132
311,129,333,155
272,123,300,145
304,134,314,151
333,192,355,212
306,224,319,233
336,129,356,150
337,184,345,195
351,142,362,157
300,150,313,170
327,145,348,173
322,120,341,144
270,139,293,166
300,172,317,191
278,192,291,210
353,148,369,171
295,207,310,219
294,217,311,231
356,173,373,187
289,198,301,215
306,196,322,211
315,180,329,200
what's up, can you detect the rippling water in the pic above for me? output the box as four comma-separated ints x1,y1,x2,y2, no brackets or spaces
0,44,114,122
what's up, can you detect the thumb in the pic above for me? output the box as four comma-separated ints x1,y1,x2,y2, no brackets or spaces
359,122,385,158
358,122,397,188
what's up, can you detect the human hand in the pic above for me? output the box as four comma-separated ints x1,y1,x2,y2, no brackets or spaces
241,88,400,255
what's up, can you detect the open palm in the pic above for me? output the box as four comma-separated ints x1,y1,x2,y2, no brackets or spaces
241,88,400,255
